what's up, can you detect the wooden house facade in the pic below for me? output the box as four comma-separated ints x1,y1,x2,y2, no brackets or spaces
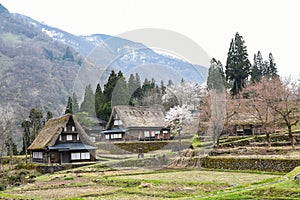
102,105,171,141
28,114,96,164
229,106,264,136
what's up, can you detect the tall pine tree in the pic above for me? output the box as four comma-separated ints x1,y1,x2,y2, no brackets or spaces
225,32,251,96
112,71,130,106
207,58,225,91
65,96,73,114
265,53,279,79
128,74,136,95
80,84,95,116
98,70,125,120
72,93,79,114
95,83,104,118
250,51,264,83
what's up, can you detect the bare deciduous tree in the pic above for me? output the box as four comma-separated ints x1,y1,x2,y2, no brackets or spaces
244,79,277,147
0,106,14,170
270,78,299,148
245,78,299,148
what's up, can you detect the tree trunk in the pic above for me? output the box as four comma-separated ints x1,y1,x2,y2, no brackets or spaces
0,143,4,172
288,125,295,149
216,137,220,148
178,130,182,150
24,137,28,164
266,132,271,147
9,139,13,169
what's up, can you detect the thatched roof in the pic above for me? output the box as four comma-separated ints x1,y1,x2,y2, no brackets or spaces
28,114,95,150
230,112,260,125
106,105,166,129
227,99,261,125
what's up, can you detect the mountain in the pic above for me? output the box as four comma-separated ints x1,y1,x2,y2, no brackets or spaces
0,4,92,116
0,3,208,118
16,14,208,87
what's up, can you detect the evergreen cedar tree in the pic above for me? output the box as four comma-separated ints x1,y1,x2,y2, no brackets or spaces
65,96,73,114
225,32,251,96
20,109,52,156
216,32,279,96
207,58,226,91
250,51,279,83
80,84,95,115
65,70,173,121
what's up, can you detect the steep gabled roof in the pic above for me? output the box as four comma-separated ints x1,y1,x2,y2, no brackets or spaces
227,99,261,125
28,114,95,150
106,105,166,129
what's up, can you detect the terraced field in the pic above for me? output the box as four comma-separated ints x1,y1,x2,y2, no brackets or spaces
1,163,296,199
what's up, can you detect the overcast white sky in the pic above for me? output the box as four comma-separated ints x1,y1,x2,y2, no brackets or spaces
1,0,299,78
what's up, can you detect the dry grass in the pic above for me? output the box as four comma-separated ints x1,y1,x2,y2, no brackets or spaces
10,185,117,199
0,167,284,199
116,170,280,185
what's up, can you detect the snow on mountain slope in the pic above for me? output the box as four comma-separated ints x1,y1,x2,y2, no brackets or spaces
15,13,208,85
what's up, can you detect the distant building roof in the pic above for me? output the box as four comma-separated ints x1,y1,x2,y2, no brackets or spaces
106,105,166,129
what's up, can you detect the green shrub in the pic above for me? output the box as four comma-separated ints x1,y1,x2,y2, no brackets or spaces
15,162,36,170
64,177,74,180
0,183,5,191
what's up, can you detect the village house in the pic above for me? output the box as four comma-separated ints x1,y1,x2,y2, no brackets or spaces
28,114,97,164
228,109,265,136
102,105,171,141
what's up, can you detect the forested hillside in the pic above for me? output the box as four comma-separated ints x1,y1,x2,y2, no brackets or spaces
0,4,91,116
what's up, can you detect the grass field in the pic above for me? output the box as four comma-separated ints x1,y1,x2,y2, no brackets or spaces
1,133,300,199
2,163,297,200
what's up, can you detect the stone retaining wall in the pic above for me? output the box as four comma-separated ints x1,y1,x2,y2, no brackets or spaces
200,157,300,172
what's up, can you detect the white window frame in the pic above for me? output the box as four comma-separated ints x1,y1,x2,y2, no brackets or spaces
144,131,150,137
105,134,110,140
59,135,62,141
150,131,155,137
163,130,168,134
71,153,80,160
114,119,123,126
155,131,160,135
81,152,90,159
71,152,90,160
64,126,67,132
72,126,75,132
111,133,122,139
66,134,73,141
77,134,80,140
33,152,43,159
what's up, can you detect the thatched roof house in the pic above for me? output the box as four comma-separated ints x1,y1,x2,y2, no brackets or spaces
225,99,264,136
102,105,170,141
28,114,96,164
